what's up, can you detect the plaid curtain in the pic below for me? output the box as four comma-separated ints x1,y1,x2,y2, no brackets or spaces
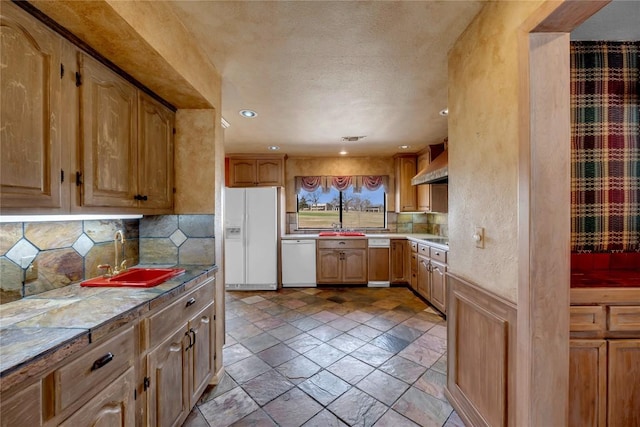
571,41,640,253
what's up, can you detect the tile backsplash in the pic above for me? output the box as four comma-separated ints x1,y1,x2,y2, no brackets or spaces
0,219,139,304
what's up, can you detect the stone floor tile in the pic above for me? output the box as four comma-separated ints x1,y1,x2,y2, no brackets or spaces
290,316,324,332
373,409,420,427
257,343,299,367
307,324,342,342
347,324,383,342
241,369,295,406
303,343,346,368
392,387,453,427
398,342,442,368
327,317,359,332
182,406,210,427
351,343,394,367
327,333,367,353
253,316,287,331
432,353,447,375
279,309,307,322
223,344,253,365
379,356,427,384
298,370,351,405
230,408,277,427
268,324,303,341
241,295,267,304
415,333,447,354
414,369,448,401
229,324,264,341
327,355,375,385
227,316,251,331
372,299,402,310
262,387,323,427
401,316,435,333
225,334,238,346
328,387,387,427
276,355,322,384
443,410,465,427
311,310,341,323
285,333,323,354
356,369,410,406
302,409,348,427
366,315,398,332
241,332,281,353
370,333,411,353
281,299,308,309
226,355,272,384
387,324,424,343
344,310,375,323
199,387,259,427
262,304,291,316
198,372,238,404
427,324,448,340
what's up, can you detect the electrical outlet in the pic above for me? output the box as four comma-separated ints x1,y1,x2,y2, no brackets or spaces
25,261,38,282
473,226,485,249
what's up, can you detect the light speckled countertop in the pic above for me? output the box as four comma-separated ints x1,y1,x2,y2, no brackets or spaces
0,265,217,391
281,233,449,249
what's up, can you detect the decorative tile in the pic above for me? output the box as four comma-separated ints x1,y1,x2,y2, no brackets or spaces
23,249,83,297
25,221,83,250
262,387,323,427
328,387,387,427
357,370,409,406
83,220,124,243
199,387,259,427
178,214,215,237
84,243,115,279
299,370,351,405
392,387,452,427
5,238,38,266
0,257,23,303
72,233,94,257
179,238,215,265
0,223,23,256
169,229,187,247
139,238,178,265
241,369,294,406
139,215,178,237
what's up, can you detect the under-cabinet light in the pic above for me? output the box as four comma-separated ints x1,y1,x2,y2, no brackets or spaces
0,214,143,223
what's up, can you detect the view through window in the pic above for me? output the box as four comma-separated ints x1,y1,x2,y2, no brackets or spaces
297,186,386,229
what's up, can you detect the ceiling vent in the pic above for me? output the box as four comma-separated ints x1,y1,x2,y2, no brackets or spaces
341,136,366,142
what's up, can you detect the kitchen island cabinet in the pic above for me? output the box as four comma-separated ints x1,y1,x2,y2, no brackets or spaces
316,239,368,285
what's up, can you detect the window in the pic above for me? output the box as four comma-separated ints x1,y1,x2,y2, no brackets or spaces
297,185,386,229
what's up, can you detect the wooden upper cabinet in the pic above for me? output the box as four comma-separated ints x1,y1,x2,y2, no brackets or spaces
227,155,285,187
416,146,448,213
394,154,417,212
79,53,138,208
138,92,174,211
0,2,63,211
416,153,431,212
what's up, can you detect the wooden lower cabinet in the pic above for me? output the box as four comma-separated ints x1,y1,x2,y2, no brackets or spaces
368,247,389,283
569,339,607,427
607,339,640,427
417,255,430,300
58,367,135,427
0,381,42,427
429,260,447,314
188,304,215,408
316,239,367,285
390,240,409,284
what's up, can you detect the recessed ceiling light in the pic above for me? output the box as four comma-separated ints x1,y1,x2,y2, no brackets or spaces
239,109,258,118
398,145,410,149
267,145,280,151
339,150,348,155
341,136,366,142
439,108,448,117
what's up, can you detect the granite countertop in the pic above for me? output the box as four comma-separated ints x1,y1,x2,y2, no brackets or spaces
0,264,217,391
282,233,449,249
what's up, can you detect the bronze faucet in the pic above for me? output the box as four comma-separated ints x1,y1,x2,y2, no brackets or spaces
98,230,128,277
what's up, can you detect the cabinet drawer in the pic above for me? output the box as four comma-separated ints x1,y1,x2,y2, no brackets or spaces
409,241,418,252
317,239,367,249
570,306,606,332
418,244,429,256
609,306,640,332
430,247,447,264
149,279,214,348
56,326,134,413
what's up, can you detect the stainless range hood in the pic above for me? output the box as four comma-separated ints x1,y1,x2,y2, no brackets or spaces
412,149,448,185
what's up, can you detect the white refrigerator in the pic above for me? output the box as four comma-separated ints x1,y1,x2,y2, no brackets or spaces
224,187,278,291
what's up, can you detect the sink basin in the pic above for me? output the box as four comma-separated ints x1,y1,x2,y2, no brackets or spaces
318,231,366,237
80,268,186,288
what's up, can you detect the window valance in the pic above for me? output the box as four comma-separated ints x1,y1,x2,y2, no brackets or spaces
295,175,389,193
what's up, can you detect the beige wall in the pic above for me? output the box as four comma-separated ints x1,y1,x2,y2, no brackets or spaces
448,1,544,302
284,156,396,212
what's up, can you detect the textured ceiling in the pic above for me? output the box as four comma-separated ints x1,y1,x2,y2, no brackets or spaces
168,1,485,157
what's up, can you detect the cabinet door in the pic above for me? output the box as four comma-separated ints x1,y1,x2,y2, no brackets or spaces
188,304,214,408
147,326,189,427
390,240,408,284
410,253,418,291
256,159,283,186
79,53,137,208
608,340,640,427
416,153,430,212
430,261,447,313
368,247,390,282
569,339,606,427
59,367,135,427
417,255,430,300
342,249,368,284
1,3,63,210
430,184,448,213
0,381,41,427
395,156,417,212
317,249,341,284
228,159,256,187
138,93,174,210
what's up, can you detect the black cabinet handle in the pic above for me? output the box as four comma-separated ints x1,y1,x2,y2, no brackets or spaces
141,195,148,201
185,330,192,351
190,328,196,349
339,241,346,245
186,297,196,307
91,352,114,371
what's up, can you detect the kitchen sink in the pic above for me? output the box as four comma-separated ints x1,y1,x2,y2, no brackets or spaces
80,268,186,288
318,231,366,237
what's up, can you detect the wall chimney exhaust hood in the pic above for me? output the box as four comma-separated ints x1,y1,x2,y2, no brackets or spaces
412,150,448,185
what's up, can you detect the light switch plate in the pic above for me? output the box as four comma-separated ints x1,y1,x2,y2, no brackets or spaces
474,226,484,249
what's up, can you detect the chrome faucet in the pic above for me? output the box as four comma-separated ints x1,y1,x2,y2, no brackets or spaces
98,230,127,277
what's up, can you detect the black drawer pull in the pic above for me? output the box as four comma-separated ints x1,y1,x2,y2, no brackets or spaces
435,251,440,256
339,241,346,245
91,352,114,371
186,297,196,307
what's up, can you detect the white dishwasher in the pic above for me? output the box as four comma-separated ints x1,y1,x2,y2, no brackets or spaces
282,239,316,287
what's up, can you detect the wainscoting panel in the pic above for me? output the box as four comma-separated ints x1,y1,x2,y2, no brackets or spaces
445,274,517,427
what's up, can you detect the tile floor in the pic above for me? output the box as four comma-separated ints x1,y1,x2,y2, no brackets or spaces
184,287,463,427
